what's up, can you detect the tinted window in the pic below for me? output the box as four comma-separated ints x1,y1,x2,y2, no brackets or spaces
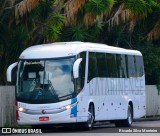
87,52,143,80
116,54,127,78
106,54,117,77
88,52,98,81
127,55,136,77
135,56,144,77
96,53,108,77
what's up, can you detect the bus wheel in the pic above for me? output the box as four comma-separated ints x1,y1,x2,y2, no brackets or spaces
122,105,133,127
83,104,94,130
115,105,133,127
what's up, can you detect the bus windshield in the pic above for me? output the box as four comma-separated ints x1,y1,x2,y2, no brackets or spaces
16,57,75,104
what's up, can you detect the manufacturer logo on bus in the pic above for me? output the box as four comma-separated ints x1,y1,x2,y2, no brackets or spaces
42,110,46,114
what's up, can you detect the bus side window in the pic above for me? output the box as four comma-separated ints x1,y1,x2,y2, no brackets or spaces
127,55,136,77
106,53,117,77
135,56,144,77
88,52,98,82
96,53,108,77
116,54,127,78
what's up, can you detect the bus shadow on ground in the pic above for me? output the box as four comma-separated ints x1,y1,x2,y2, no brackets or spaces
40,122,116,133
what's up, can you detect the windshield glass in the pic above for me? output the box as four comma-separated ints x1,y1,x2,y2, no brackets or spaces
16,57,75,104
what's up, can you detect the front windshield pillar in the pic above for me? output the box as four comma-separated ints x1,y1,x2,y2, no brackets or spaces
75,52,86,94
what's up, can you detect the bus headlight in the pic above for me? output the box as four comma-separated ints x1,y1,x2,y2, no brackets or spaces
62,102,78,110
18,107,25,112
65,105,72,110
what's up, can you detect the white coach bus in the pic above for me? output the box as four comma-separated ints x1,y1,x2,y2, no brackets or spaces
7,42,146,129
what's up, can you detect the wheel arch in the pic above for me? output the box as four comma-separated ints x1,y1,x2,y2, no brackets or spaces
88,100,95,118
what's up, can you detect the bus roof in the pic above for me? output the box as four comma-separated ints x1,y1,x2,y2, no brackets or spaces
19,42,142,59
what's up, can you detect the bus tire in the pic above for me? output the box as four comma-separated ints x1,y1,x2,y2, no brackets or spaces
83,104,94,130
115,105,133,127
122,105,133,127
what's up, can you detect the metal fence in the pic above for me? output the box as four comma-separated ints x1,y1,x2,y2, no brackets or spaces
0,85,160,127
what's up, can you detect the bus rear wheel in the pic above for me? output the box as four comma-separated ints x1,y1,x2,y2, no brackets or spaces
124,104,133,127
115,105,133,127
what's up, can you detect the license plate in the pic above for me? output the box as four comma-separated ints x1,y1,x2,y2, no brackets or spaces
39,116,49,121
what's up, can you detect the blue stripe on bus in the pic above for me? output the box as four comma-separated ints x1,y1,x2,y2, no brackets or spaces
71,97,77,117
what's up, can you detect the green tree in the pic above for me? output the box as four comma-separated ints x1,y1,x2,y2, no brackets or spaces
1,0,160,85
0,0,64,85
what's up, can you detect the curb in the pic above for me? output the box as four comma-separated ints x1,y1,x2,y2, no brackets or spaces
134,118,160,122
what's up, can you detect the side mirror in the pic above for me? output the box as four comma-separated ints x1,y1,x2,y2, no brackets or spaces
7,62,18,82
73,58,82,78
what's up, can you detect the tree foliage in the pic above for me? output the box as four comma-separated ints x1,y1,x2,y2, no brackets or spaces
0,0,160,85
85,0,114,15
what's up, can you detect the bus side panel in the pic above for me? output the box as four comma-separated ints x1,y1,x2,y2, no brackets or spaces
76,76,146,122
